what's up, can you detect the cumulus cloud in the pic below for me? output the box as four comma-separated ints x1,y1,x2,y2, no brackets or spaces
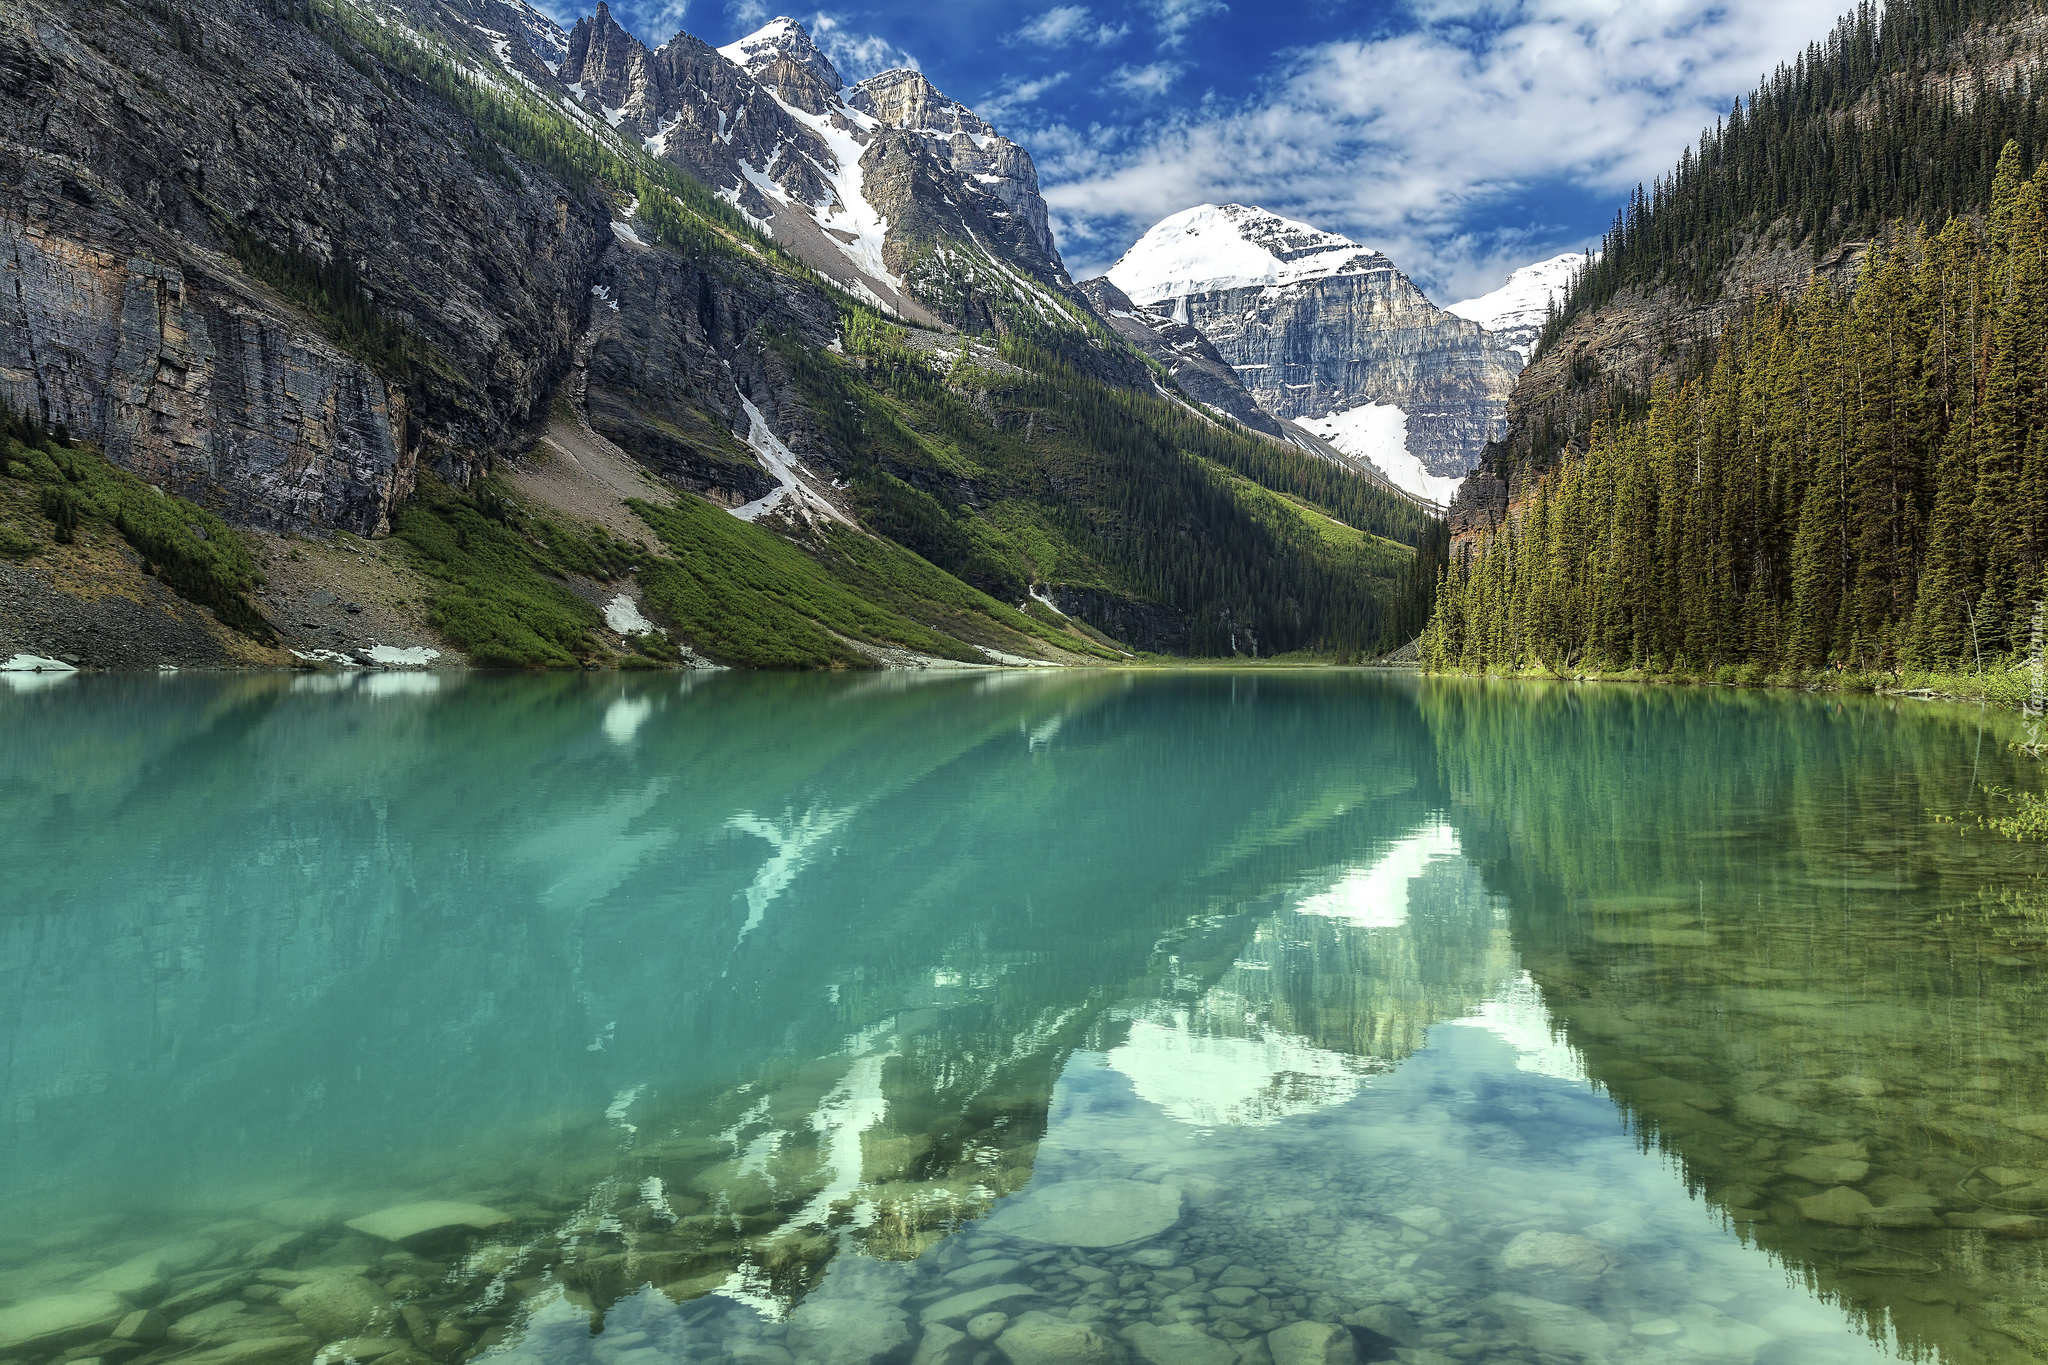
1107,61,1186,96
1011,5,1128,46
1039,0,1845,297
979,72,1072,123
807,9,919,79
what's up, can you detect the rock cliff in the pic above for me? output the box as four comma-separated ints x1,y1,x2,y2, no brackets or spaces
1106,205,1523,489
1074,278,1283,438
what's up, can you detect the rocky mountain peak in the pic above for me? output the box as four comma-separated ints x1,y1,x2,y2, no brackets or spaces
1106,204,1391,304
849,70,989,139
718,17,842,110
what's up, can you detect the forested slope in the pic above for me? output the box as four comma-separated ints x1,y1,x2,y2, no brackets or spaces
1432,0,2048,676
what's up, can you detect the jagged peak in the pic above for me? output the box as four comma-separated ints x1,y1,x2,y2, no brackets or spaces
718,17,841,90
848,68,995,141
1106,204,1390,304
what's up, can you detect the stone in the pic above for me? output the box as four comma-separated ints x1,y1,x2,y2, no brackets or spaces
1733,1094,1804,1127
1945,1212,2048,1237
1128,1248,1178,1269
1781,1156,1870,1184
910,1323,966,1365
1389,1209,1446,1235
944,1258,1022,1287
1480,1293,1621,1360
919,1283,1038,1325
112,1312,167,1343
1264,1322,1355,1365
1343,1305,1418,1347
994,1311,1128,1365
279,1277,393,1341
1121,1321,1237,1365
1215,1267,1269,1288
0,1294,133,1353
784,1300,912,1365
982,1181,1183,1249
1795,1187,1875,1226
173,1338,319,1365
966,1314,1009,1342
342,1204,511,1246
1213,1287,1259,1308
169,1301,248,1344
1499,1232,1611,1278
1390,1354,1455,1365
82,1241,218,1299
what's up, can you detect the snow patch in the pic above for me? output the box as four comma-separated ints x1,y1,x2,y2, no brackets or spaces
611,220,647,247
1299,403,1464,506
729,390,852,525
1,653,74,672
605,594,656,635
366,644,441,667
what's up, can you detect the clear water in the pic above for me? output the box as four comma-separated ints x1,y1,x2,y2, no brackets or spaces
4,670,2047,1365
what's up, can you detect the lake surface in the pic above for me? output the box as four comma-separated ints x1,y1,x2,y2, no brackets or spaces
3,670,2047,1365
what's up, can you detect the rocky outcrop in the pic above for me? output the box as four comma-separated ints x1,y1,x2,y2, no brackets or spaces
0,0,610,533
1107,206,1523,481
1075,278,1283,437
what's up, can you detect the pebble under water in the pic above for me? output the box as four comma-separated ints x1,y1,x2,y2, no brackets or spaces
4,670,2047,1365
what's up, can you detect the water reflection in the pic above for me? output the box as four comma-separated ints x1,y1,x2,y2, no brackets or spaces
0,673,2041,1364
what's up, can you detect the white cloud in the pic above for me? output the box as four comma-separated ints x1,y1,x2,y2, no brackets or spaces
978,71,1072,123
1037,0,1846,297
806,9,918,80
1010,5,1128,46
1108,61,1184,96
724,0,769,30
1152,0,1225,48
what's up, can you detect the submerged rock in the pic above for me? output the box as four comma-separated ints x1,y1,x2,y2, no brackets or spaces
342,1203,511,1246
919,1282,1038,1324
1794,1187,1874,1226
1479,1292,1620,1360
994,1311,1127,1365
175,1336,320,1365
1499,1231,1611,1278
279,1276,392,1340
1265,1321,1356,1365
784,1300,911,1364
0,1292,131,1354
1120,1321,1235,1365
982,1180,1183,1248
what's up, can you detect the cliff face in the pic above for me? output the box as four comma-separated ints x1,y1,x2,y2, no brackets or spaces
1106,205,1523,484
0,0,608,535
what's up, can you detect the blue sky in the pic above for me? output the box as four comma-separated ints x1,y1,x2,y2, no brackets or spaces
562,0,1850,300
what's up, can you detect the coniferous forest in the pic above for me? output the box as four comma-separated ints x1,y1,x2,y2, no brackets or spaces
1425,142,2048,675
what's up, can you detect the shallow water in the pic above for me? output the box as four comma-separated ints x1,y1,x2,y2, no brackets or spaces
3,670,2046,1365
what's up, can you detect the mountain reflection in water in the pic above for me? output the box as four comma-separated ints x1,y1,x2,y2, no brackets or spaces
1,672,2043,1364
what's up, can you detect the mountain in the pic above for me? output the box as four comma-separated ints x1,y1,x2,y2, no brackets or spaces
1429,0,2048,676
1099,204,1524,505
1444,253,1585,362
556,7,1076,332
0,0,1435,670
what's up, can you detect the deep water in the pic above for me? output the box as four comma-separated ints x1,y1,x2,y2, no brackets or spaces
3,669,2046,1364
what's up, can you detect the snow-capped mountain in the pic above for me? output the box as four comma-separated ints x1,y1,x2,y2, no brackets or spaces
1445,253,1587,361
549,8,1074,328
1101,205,1523,505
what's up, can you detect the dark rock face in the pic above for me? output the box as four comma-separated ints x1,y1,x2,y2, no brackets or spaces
1049,587,1188,656
0,0,609,533
1075,279,1283,438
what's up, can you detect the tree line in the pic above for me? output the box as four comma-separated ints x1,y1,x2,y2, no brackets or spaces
1425,143,2048,675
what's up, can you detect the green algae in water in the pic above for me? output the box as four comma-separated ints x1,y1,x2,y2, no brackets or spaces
2,671,2046,1363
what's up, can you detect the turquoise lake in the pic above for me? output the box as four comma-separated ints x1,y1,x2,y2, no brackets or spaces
4,670,2048,1365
